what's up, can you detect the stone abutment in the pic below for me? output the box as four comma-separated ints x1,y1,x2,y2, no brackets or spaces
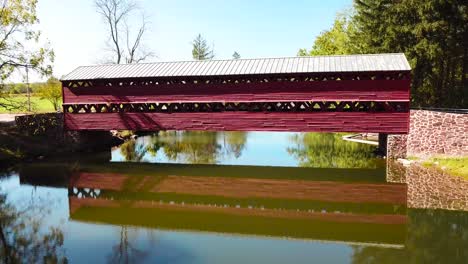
387,109,467,159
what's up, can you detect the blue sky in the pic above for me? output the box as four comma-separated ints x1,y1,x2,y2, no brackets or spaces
37,0,352,78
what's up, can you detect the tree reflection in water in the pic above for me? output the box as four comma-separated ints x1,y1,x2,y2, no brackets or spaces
351,209,468,264
118,131,248,164
0,193,67,263
220,131,247,159
107,226,158,264
117,131,382,168
156,131,221,164
119,140,147,162
288,133,381,168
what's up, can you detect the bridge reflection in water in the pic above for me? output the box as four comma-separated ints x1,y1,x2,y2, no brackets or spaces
20,162,407,247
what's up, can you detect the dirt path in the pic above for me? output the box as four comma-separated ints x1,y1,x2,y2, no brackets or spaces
0,113,25,123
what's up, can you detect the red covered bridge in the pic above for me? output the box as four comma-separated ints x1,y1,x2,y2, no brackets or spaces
61,53,411,133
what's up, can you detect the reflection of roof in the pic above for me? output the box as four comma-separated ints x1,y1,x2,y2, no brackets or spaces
62,53,411,81
72,217,405,249
69,198,407,246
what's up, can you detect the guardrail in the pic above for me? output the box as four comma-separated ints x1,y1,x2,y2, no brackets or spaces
411,107,468,114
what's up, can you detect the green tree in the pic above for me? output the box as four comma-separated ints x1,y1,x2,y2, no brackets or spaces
300,2,467,108
38,77,62,111
192,34,214,60
298,12,358,56
0,0,54,110
351,0,467,108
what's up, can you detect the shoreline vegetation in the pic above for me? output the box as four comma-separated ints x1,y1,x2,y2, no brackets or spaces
0,123,123,165
406,156,468,179
422,157,468,180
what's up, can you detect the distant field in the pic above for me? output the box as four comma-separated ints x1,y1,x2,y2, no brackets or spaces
0,94,59,113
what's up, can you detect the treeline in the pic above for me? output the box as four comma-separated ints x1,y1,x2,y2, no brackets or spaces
1,78,62,111
3,83,45,94
299,0,467,108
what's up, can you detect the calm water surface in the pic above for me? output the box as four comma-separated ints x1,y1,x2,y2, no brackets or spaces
0,131,467,263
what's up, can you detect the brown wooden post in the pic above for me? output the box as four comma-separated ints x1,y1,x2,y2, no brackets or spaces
378,133,388,156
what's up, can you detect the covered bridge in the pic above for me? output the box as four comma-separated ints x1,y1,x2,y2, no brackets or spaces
61,53,411,133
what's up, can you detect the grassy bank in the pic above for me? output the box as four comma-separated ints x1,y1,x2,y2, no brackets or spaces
0,126,49,164
0,94,58,113
422,157,468,180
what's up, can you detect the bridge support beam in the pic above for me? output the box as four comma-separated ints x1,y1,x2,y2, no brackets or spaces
69,131,123,152
378,133,388,156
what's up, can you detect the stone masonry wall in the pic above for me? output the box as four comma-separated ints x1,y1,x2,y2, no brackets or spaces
387,109,467,158
387,134,408,159
14,113,122,152
408,110,467,157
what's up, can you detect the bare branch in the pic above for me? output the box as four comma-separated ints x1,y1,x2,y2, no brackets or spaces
125,13,152,63
95,0,151,64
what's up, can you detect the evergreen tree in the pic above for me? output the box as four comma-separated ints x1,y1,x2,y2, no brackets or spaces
300,1,467,108
352,0,467,108
232,51,241,59
192,34,214,60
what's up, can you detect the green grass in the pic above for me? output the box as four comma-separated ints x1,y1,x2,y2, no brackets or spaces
423,157,468,179
406,156,420,161
0,94,59,113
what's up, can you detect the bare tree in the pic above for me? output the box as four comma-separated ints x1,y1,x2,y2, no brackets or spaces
95,0,153,64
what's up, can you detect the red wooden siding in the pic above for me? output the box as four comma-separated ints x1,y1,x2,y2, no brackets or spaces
64,112,409,133
61,54,412,133
63,80,410,103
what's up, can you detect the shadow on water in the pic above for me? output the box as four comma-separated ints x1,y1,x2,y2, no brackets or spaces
1,131,467,263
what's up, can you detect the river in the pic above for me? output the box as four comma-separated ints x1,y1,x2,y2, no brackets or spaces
0,131,466,263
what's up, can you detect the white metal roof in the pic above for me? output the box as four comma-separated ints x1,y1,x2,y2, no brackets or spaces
61,53,411,81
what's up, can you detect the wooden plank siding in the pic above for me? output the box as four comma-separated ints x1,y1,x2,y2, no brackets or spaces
62,79,410,103
64,112,409,133
61,54,412,133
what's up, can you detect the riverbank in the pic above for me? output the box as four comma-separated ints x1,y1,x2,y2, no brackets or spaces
405,157,468,180
0,115,123,165
0,125,59,164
